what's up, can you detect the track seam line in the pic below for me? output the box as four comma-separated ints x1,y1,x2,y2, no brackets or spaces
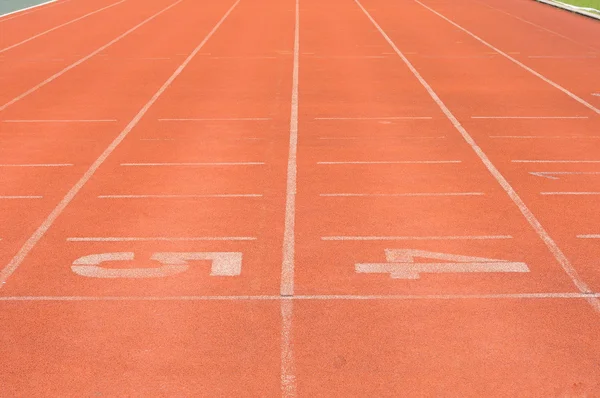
354,0,600,313
0,0,242,288
0,0,127,54
0,0,185,112
411,0,600,116
280,0,299,396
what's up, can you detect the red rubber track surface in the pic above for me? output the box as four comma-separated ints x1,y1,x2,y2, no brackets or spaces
0,0,599,395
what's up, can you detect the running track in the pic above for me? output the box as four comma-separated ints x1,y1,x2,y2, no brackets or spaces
1,0,599,395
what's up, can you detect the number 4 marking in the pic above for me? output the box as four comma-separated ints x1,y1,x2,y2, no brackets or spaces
355,249,529,279
71,252,242,278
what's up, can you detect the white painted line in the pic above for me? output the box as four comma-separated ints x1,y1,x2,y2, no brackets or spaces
592,93,600,97
308,55,388,59
281,0,299,300
208,56,277,59
0,0,242,289
3,292,598,300
322,235,513,241
578,235,600,239
355,0,598,311
139,138,176,141
2,119,117,123
158,118,271,121
533,0,600,21
280,299,296,397
514,160,600,163
0,0,126,54
491,135,600,139
0,163,73,167
314,116,432,120
97,194,262,198
317,160,461,164
318,136,446,140
412,0,600,117
0,0,57,19
357,261,529,278
528,55,597,59
471,116,589,119
0,0,185,112
120,162,264,166
320,192,483,197
67,236,255,242
530,171,600,180
0,196,43,199
541,192,600,195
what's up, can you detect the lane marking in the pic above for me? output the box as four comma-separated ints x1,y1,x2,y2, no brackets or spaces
280,0,299,396
0,0,57,19
317,160,461,164
318,135,446,140
67,236,255,242
0,163,73,167
592,93,600,97
541,192,600,195
514,160,600,163
412,0,600,116
0,196,43,199
528,55,597,59
356,249,528,279
97,194,262,198
530,171,600,180
158,117,271,121
322,235,513,241
2,119,117,123
314,116,432,120
491,135,600,139
0,0,242,288
120,162,264,166
2,292,599,300
578,235,600,239
320,192,483,197
355,0,598,310
0,0,185,112
0,0,127,54
471,116,589,119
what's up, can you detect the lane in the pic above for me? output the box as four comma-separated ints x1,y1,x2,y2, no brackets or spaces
0,0,182,105
359,0,600,293
294,0,584,297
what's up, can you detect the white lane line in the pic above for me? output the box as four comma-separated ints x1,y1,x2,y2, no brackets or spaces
322,235,513,241
0,0,58,19
541,192,600,195
320,192,484,197
318,135,446,140
0,195,43,199
281,0,299,300
593,93,600,97
0,0,185,112
0,0,127,54
530,171,600,180
527,55,597,59
120,162,264,166
578,235,600,239
158,117,271,121
471,116,589,119
317,160,461,164
0,163,72,167
356,0,598,311
491,135,600,139
0,0,241,289
67,236,255,242
0,292,599,300
2,119,117,123
314,116,432,120
97,194,262,198
514,160,600,163
280,299,296,397
412,0,600,117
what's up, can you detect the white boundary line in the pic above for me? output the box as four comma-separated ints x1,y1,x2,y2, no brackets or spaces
534,0,600,21
541,192,600,195
120,162,264,166
0,0,242,288
0,0,127,54
0,196,43,199
2,119,117,123
0,0,185,112
0,292,598,301
578,235,600,239
67,236,255,242
471,116,588,119
97,194,262,198
322,235,513,241
317,160,461,164
320,192,484,197
412,0,600,117
355,0,599,313
0,0,57,19
0,163,73,167
158,117,271,121
280,0,299,396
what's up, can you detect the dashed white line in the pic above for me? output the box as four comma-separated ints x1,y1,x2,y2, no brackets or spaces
578,235,600,239
0,196,43,199
541,192,600,196
317,160,461,164
314,116,432,120
0,163,73,167
2,119,117,123
97,194,262,198
120,162,264,166
471,116,589,119
322,235,513,241
514,160,600,164
158,117,271,121
320,192,483,197
491,135,600,139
